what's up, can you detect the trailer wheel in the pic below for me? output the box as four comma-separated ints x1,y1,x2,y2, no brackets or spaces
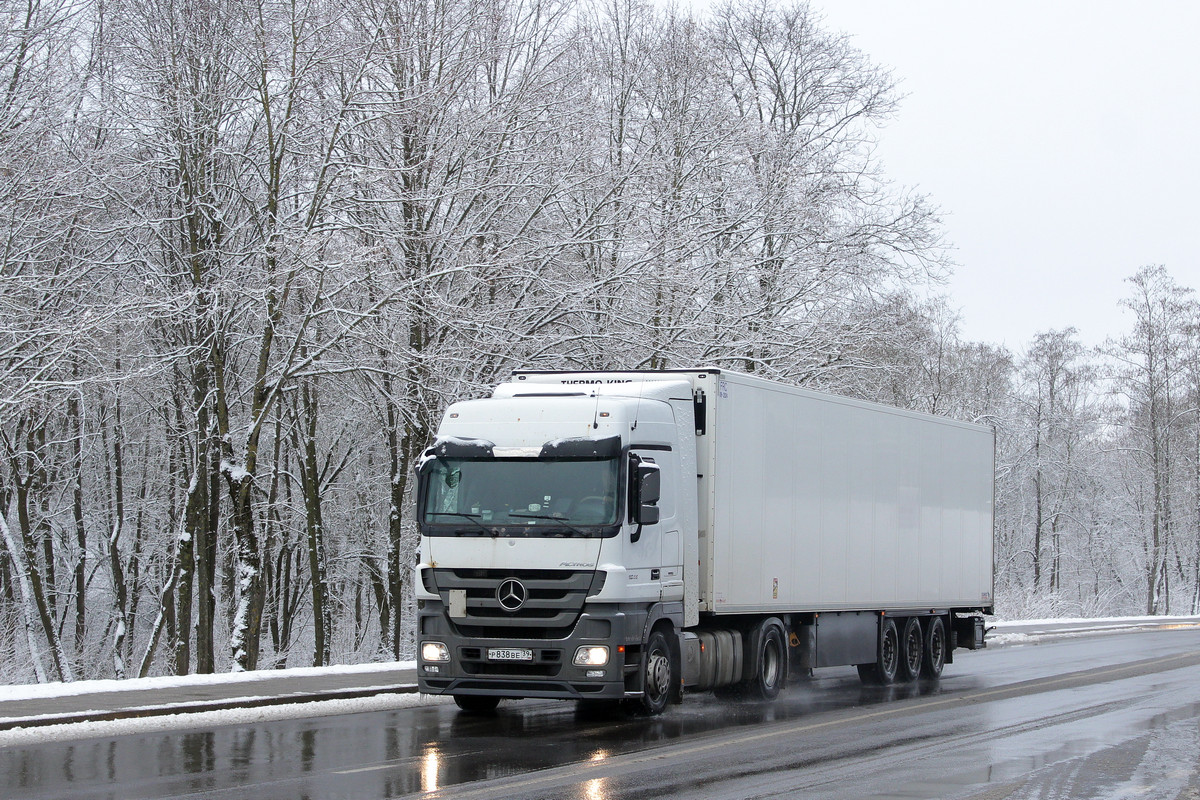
857,617,899,686
921,616,946,679
453,695,501,714
897,617,923,683
626,628,676,716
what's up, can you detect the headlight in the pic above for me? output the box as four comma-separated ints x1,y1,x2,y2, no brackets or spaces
573,645,609,667
422,641,450,662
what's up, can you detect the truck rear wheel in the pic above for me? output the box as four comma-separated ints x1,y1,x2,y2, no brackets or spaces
748,623,786,700
626,628,676,716
897,617,923,683
921,616,947,679
857,617,899,686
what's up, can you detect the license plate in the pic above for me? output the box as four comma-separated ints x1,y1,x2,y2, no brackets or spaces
487,647,533,662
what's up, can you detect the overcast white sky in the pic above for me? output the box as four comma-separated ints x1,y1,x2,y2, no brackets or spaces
815,1,1200,351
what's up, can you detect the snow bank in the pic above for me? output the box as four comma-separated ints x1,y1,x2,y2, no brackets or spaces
0,690,451,747
990,614,1200,629
0,661,417,702
986,614,1200,647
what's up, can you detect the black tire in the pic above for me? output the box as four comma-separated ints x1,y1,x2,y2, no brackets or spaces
897,617,923,683
453,695,501,713
715,624,786,701
921,616,947,680
856,617,899,686
626,628,676,716
748,623,786,701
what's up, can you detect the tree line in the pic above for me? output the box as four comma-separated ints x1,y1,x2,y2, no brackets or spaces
0,0,1196,683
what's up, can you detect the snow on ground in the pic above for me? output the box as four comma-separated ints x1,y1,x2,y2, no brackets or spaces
991,614,1199,628
0,659,426,745
0,691,454,748
985,614,1200,647
0,660,417,702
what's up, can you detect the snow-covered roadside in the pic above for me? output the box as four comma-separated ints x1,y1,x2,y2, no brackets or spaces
0,660,425,745
0,660,417,703
986,614,1200,647
0,690,454,747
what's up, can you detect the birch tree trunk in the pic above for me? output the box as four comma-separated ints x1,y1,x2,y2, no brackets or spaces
0,510,49,683
295,374,331,667
1,444,73,681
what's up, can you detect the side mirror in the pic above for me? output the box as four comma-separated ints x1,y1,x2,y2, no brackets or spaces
637,463,660,524
630,457,661,533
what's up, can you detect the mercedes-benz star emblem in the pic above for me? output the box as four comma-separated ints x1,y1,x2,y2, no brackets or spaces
496,578,527,612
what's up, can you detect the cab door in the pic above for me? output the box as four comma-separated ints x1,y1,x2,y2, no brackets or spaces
654,446,683,601
627,442,680,601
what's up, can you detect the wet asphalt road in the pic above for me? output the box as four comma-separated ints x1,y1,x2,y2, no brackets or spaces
4,627,1200,800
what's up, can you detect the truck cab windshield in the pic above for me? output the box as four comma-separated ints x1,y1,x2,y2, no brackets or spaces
422,457,620,534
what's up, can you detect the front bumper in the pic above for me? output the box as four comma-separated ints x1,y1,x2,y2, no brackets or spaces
417,601,632,700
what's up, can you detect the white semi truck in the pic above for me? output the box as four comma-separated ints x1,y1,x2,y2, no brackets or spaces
415,369,994,714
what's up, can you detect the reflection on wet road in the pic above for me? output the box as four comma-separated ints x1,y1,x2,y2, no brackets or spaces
4,629,1200,799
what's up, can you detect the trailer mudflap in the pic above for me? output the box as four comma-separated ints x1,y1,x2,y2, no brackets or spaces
953,614,987,650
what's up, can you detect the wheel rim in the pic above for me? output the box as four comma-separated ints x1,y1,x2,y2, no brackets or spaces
906,625,921,674
930,623,944,669
762,635,781,688
646,647,671,704
882,626,897,675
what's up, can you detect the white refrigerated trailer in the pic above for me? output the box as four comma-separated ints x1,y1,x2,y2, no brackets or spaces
415,369,994,714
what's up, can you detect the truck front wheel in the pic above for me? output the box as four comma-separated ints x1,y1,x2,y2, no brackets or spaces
627,628,676,716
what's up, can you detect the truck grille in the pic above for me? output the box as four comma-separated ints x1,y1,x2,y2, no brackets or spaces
429,568,605,639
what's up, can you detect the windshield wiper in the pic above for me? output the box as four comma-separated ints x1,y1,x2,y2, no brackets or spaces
427,511,496,536
507,512,592,537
